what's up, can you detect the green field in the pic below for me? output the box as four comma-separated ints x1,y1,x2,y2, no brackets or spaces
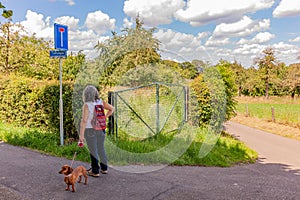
235,97,300,128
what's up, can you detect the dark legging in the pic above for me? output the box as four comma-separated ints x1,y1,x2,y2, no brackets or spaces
84,128,107,173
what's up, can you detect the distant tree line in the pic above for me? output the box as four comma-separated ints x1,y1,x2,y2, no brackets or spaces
231,48,300,98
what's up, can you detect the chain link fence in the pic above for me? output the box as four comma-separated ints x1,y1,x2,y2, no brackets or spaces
108,82,188,139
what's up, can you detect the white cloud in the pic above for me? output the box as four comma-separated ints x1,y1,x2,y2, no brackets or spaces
54,16,79,31
154,29,203,50
152,27,292,68
271,42,300,65
153,29,213,63
230,43,267,66
65,0,75,6
20,10,52,39
212,16,270,38
85,10,116,34
273,42,298,53
123,18,133,28
273,0,300,18
237,32,275,44
289,36,300,43
233,44,265,55
206,16,270,48
214,48,232,57
66,30,109,58
123,0,185,27
230,42,299,66
237,39,248,45
197,32,209,40
68,30,98,49
175,0,274,26
205,37,230,47
252,32,275,43
179,47,193,53
49,0,75,6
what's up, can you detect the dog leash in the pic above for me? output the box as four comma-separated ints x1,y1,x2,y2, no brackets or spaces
70,151,77,168
70,141,84,167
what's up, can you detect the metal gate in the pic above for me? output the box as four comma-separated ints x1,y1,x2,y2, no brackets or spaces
108,82,188,139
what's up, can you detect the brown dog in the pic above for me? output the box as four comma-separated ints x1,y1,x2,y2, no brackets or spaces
58,165,73,175
63,165,88,192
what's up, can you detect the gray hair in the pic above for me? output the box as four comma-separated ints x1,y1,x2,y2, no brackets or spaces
95,90,100,100
82,85,98,102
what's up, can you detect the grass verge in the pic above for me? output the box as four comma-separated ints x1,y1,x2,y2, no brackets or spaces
0,122,90,163
0,122,257,167
231,114,300,140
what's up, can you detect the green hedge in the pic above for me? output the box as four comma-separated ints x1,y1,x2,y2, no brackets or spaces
189,66,236,129
0,74,78,139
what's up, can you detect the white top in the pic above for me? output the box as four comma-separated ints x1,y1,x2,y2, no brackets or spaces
85,99,103,128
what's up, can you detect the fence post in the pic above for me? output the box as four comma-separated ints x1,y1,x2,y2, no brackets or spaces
156,83,160,134
271,106,275,122
108,91,115,136
245,104,249,117
184,86,189,122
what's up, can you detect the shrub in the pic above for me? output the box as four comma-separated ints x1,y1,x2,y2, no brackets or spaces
0,74,77,139
189,65,237,128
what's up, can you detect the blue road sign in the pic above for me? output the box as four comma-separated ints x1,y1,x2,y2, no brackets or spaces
54,23,68,50
50,50,67,58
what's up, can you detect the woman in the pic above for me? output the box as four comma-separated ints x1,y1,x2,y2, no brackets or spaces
79,85,114,177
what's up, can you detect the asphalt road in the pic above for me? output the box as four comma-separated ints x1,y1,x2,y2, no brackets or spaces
1,122,300,200
224,121,300,171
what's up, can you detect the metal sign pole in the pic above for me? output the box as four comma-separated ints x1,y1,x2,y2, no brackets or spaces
59,57,64,146
52,23,68,146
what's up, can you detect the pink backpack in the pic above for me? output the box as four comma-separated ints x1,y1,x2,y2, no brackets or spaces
91,100,106,130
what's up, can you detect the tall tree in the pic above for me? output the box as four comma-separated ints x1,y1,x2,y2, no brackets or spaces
178,61,199,79
95,17,160,87
254,48,278,99
221,59,246,96
0,22,23,74
287,63,300,98
271,62,288,96
242,66,264,96
192,59,208,73
15,34,59,80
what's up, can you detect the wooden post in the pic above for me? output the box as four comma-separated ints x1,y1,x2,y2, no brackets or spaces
271,106,275,122
245,104,249,117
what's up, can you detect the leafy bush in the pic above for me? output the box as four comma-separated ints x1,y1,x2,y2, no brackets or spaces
0,74,77,139
189,74,211,126
189,65,237,128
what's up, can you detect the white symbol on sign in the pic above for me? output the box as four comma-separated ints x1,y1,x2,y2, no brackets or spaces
59,27,65,47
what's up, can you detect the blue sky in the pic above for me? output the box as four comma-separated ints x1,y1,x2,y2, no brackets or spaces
1,0,300,67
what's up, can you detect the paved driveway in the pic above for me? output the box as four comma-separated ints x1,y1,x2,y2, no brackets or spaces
1,122,300,200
